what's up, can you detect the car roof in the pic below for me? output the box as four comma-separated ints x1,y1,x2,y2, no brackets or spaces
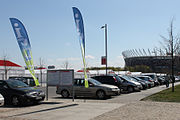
0,79,22,82
92,74,116,77
139,76,151,78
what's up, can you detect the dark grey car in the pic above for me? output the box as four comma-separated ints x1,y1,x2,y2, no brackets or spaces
56,78,120,99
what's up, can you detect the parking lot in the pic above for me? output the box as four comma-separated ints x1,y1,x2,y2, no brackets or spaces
1,82,179,120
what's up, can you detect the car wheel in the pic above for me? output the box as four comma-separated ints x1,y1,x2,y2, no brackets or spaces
127,86,134,93
12,96,20,106
61,90,69,98
96,90,106,99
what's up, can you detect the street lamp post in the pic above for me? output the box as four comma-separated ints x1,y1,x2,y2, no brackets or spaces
170,22,175,92
101,24,108,75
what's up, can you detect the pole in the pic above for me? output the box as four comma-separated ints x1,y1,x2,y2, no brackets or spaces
40,69,42,86
72,70,74,102
40,58,43,86
105,24,108,75
101,24,108,75
170,22,174,92
46,70,48,101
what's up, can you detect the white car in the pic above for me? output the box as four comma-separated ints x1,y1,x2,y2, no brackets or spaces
0,94,4,105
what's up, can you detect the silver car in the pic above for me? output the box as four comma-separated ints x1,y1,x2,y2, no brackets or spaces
56,78,120,99
0,93,4,105
137,76,155,87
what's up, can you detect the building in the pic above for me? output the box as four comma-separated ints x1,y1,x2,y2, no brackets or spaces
122,49,180,74
0,60,25,80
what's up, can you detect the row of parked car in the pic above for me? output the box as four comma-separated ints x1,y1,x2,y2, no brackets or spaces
56,73,171,99
0,73,177,106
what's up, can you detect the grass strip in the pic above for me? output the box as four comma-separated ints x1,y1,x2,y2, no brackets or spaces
141,84,180,102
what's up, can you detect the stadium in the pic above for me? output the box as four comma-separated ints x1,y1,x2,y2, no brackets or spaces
122,49,180,74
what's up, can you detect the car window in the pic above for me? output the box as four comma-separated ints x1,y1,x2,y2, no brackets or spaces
133,77,142,81
74,79,84,86
98,76,112,84
108,76,115,85
89,78,101,85
6,80,28,88
120,75,131,81
92,76,104,83
130,77,138,82
115,76,122,82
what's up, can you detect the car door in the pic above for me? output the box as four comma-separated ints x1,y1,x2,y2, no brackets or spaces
74,79,94,97
78,79,94,97
74,79,83,96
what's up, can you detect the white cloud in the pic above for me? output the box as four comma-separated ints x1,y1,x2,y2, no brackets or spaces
108,56,125,67
85,55,95,59
117,56,124,59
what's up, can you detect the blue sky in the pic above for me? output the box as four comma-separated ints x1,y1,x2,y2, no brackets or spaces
1,0,180,70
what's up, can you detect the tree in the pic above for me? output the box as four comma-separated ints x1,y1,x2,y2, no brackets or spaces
124,65,152,73
61,60,71,69
158,19,178,92
157,19,180,56
2,54,11,80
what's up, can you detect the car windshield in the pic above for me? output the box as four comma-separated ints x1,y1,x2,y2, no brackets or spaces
140,77,149,81
146,75,154,79
133,76,142,81
121,75,132,81
129,77,138,82
89,78,101,85
115,75,123,82
6,80,28,88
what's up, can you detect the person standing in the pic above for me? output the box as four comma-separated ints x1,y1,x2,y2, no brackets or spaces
165,75,169,88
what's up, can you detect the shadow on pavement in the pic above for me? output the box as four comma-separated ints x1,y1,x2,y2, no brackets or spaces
0,101,63,108
9,103,79,117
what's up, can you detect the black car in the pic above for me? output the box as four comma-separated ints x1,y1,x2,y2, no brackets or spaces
91,74,141,93
0,80,45,106
131,76,149,89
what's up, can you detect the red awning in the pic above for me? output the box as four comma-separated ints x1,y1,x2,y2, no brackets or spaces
0,60,22,67
77,70,89,73
36,67,46,70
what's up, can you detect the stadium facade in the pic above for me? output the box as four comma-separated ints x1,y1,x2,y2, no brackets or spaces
122,49,180,74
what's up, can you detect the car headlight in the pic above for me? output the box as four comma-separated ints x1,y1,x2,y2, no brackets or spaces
107,88,118,91
26,92,38,97
111,88,118,91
